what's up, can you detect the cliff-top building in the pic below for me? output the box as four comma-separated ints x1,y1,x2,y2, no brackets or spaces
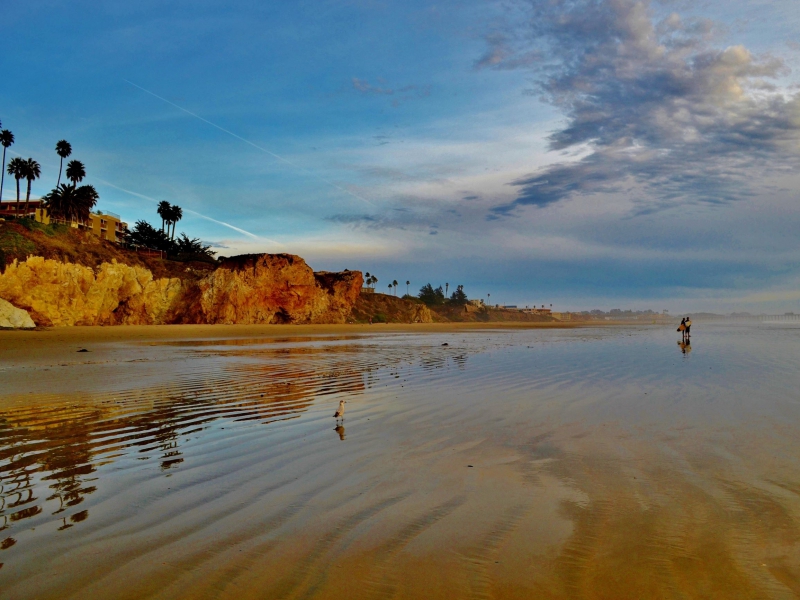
0,199,127,243
35,207,127,243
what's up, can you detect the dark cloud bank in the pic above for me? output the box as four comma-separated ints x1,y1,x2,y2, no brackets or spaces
481,0,800,215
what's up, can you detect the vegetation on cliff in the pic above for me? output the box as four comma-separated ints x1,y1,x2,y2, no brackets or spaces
127,220,216,263
0,219,214,280
416,282,468,306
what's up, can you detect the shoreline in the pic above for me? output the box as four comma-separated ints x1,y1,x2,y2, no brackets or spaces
0,319,643,339
0,320,651,365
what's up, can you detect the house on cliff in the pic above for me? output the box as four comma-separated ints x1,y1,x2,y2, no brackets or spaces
35,207,127,243
0,199,46,220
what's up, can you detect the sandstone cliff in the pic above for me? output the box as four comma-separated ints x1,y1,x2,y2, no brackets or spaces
193,254,362,325
0,254,362,327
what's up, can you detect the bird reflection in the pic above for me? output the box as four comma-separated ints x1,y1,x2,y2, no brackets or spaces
334,424,346,440
677,340,692,355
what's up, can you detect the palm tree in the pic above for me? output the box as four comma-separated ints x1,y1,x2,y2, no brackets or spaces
0,129,14,204
392,280,398,296
6,157,26,215
65,160,86,186
23,158,41,216
406,280,410,296
168,205,182,241
43,184,80,222
445,283,449,297
76,185,99,222
55,140,72,187
157,201,171,233
388,283,393,294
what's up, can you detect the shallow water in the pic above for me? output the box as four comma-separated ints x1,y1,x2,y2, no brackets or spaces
1,324,800,598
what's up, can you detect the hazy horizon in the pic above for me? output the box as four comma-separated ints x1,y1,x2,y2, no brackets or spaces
3,0,799,313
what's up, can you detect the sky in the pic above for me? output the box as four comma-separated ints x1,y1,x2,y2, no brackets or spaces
2,0,799,313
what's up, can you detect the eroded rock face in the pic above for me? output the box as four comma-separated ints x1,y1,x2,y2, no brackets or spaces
0,254,363,327
195,254,362,324
0,257,184,326
0,298,36,328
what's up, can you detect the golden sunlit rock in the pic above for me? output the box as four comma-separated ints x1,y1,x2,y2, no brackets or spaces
0,254,362,326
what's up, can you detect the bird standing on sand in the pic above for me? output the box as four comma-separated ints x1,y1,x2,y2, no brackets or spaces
333,400,346,423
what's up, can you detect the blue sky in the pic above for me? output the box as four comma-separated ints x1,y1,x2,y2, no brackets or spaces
2,0,800,312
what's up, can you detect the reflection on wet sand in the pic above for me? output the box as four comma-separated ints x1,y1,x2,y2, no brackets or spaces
0,343,375,535
1,326,800,598
334,424,346,441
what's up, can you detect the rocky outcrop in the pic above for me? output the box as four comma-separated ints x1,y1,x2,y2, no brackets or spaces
0,254,363,327
193,254,362,324
0,298,35,328
0,257,184,326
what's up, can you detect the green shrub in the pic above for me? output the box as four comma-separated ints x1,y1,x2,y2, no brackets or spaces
14,218,60,237
49,223,70,235
373,313,387,323
0,230,36,257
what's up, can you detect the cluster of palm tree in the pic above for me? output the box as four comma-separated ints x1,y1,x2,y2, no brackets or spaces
43,155,98,223
364,273,413,297
156,201,183,241
43,140,99,222
364,272,379,288
1,119,42,217
128,206,214,262
0,122,99,223
5,157,41,217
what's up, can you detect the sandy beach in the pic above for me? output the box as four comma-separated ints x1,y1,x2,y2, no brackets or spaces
2,322,799,598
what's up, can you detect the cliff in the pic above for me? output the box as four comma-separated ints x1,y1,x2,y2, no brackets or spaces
351,292,433,323
192,254,362,325
0,254,362,327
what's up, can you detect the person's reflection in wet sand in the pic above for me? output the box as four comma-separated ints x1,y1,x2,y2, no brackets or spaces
678,339,692,355
334,424,346,440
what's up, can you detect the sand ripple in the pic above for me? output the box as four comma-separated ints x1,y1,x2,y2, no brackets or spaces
1,325,800,598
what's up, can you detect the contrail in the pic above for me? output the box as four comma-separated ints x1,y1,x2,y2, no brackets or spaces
95,178,282,245
5,148,276,243
123,79,375,207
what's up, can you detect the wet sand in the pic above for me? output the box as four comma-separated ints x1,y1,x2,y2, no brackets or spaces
0,321,585,356
1,323,799,598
